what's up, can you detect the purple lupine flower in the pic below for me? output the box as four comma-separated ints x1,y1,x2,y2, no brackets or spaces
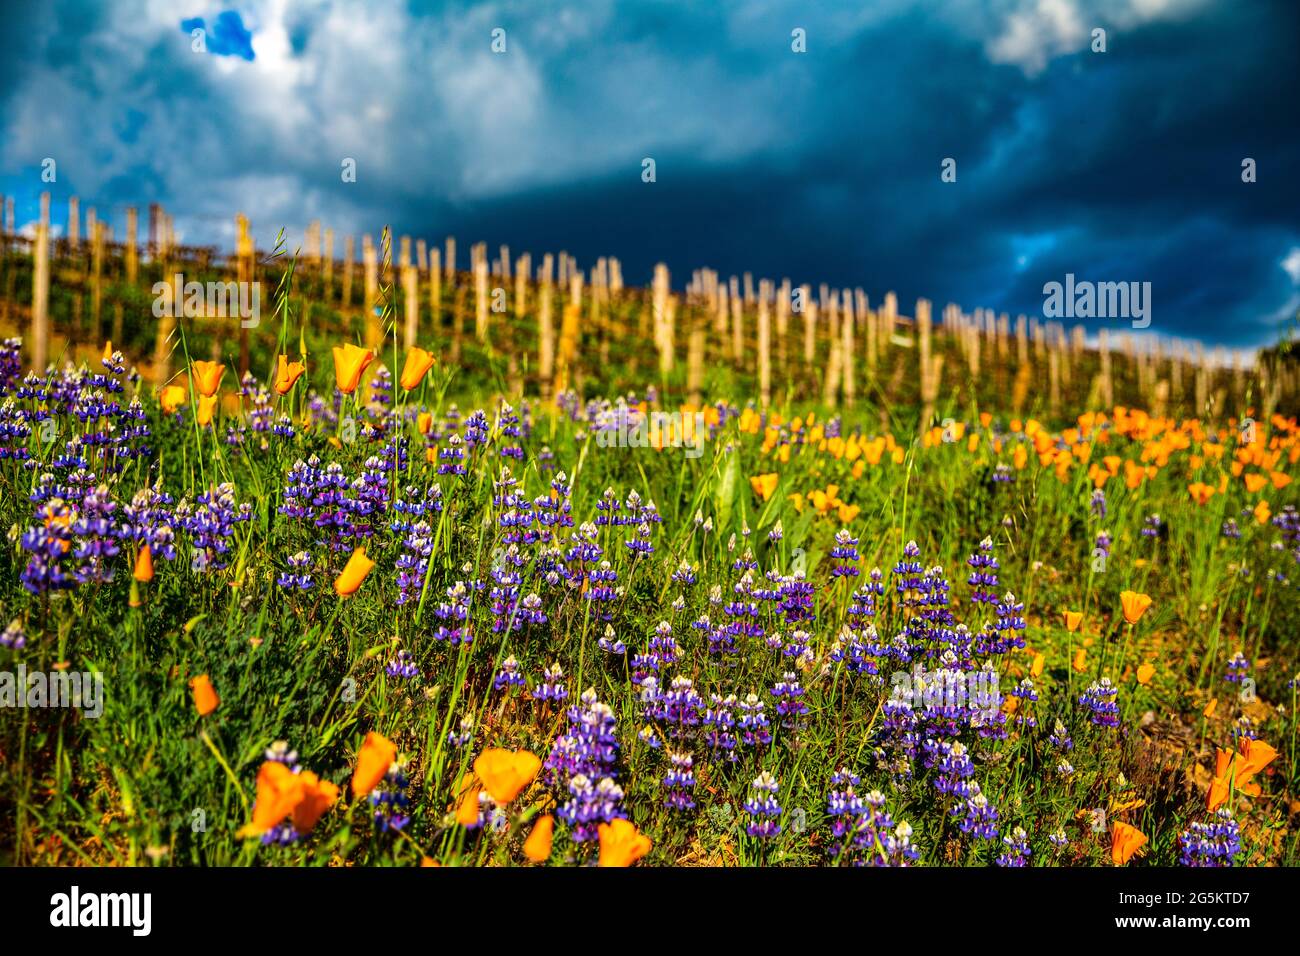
830,528,861,578
743,772,782,838
370,762,412,832
386,649,419,680
966,536,1000,606
996,826,1031,867
1078,677,1120,729
545,689,623,842
1178,809,1242,867
1224,652,1250,684
1049,718,1074,751
738,692,772,747
827,780,920,867
494,655,526,692
277,550,315,590
1,620,26,651
953,785,999,839
534,662,567,703
771,671,809,726
704,693,738,759
1090,489,1107,519
662,752,696,811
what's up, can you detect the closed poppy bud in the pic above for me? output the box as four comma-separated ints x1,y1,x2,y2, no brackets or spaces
191,360,226,398
190,674,220,716
1136,662,1155,685
101,340,114,362
473,748,542,804
1030,653,1045,678
160,384,187,414
523,814,554,862
275,354,306,395
335,545,375,596
400,347,435,390
197,394,218,427
1120,590,1152,625
417,412,433,435
1203,697,1218,718
1110,821,1147,865
1063,611,1083,632
352,731,397,799
133,545,154,582
332,343,374,394
291,771,340,833
1072,648,1087,672
598,818,652,867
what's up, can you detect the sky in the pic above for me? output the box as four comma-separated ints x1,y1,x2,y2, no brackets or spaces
1,0,1297,348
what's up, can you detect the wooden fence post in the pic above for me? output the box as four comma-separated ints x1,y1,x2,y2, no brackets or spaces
31,192,50,370
363,234,380,348
402,263,418,349
125,206,139,284
539,253,554,400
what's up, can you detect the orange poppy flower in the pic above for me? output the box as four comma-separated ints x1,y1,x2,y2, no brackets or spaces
197,394,218,427
1238,738,1278,779
1030,653,1045,678
101,340,114,362
1136,662,1155,685
400,347,435,390
191,360,226,398
133,545,154,582
190,674,220,716
1203,697,1218,718
473,748,542,804
598,818,652,867
1187,482,1215,505
1244,473,1269,493
1063,610,1083,632
1270,471,1292,489
523,814,555,862
332,343,374,394
292,771,340,833
351,731,397,799
1110,821,1147,865
241,761,305,836
1253,499,1271,525
335,545,375,596
837,502,861,524
749,473,779,501
455,775,483,827
160,384,187,414
1119,590,1152,625
417,412,433,435
1072,648,1087,672
275,354,306,395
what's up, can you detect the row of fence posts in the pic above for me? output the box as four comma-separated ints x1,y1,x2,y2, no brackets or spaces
1,195,1288,429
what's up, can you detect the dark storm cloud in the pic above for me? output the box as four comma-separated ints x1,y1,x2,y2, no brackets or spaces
0,0,1296,347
